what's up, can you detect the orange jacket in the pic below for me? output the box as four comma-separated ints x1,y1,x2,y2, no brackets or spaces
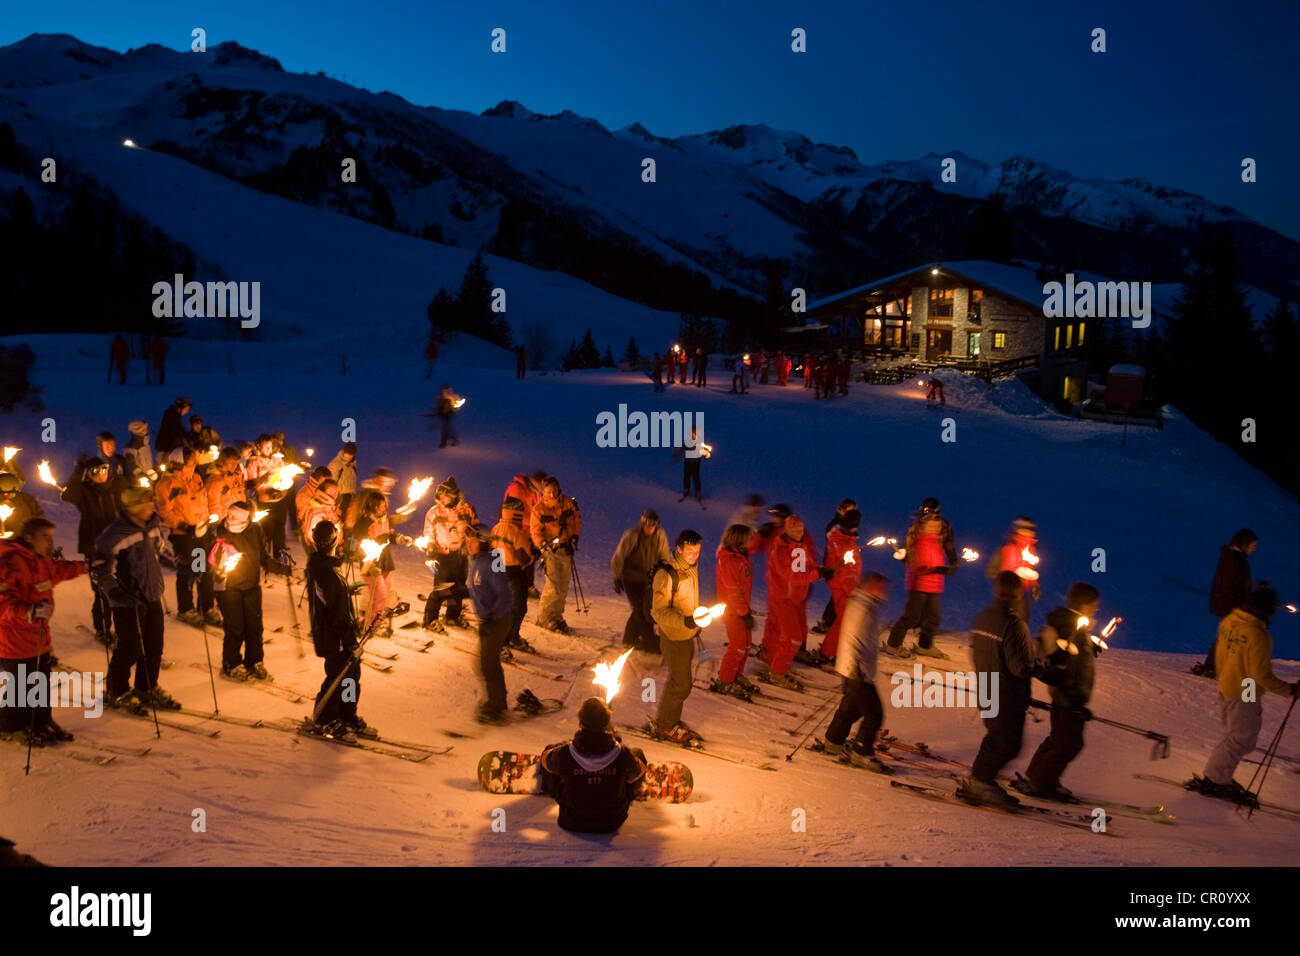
155,468,208,530
490,512,534,568
503,474,540,526
205,469,246,519
770,534,820,602
530,493,582,550
423,498,478,553
0,540,86,657
824,527,861,599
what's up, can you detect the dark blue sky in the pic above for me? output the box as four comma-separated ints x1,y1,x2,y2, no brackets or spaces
6,0,1298,239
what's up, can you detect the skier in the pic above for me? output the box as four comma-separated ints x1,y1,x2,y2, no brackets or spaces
710,522,767,698
490,497,534,653
678,426,707,503
93,432,129,481
651,352,665,392
435,384,461,448
123,421,155,484
836,355,850,396
421,477,478,633
204,448,246,538
465,521,514,724
611,509,670,653
1192,528,1257,678
757,514,821,689
529,478,582,634
816,508,862,662
883,499,957,659
109,334,130,385
1013,582,1104,801
1190,584,1298,805
775,349,789,386
678,348,689,384
648,529,705,743
960,571,1068,807
326,443,358,518
208,501,291,681
0,518,87,744
757,503,791,656
0,473,44,537
93,485,182,713
181,416,221,465
756,350,768,385
154,397,191,464
515,344,527,379
303,520,373,741
730,354,750,394
802,353,815,389
822,573,891,771
60,458,126,643
694,348,708,387
504,470,547,598
927,376,946,405
148,335,168,386
154,446,215,627
299,479,341,553
724,492,764,530
812,498,858,637
539,697,648,833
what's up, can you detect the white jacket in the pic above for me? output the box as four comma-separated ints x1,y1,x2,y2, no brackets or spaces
835,587,884,682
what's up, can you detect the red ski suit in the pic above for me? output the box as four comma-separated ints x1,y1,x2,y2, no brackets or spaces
715,536,765,683
0,541,86,658
819,527,861,659
761,533,820,673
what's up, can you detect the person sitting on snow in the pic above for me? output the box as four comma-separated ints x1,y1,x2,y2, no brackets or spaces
540,697,647,833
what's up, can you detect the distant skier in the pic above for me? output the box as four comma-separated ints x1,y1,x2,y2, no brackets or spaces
1014,582,1104,802
466,521,514,724
304,520,372,742
0,517,87,745
987,516,1041,624
539,697,647,833
677,426,707,503
648,529,705,743
149,335,168,386
927,376,946,405
109,334,130,385
775,349,789,386
1190,584,1297,805
208,500,291,681
678,348,688,384
529,478,582,633
651,352,665,392
1192,528,1257,678
821,573,890,772
436,384,461,448
960,571,1068,807
883,498,957,659
123,421,155,484
611,509,670,653
729,354,749,394
802,353,815,389
515,344,527,379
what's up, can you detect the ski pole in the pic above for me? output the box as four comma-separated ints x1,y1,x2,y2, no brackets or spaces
199,601,219,714
310,602,408,726
24,650,46,776
786,693,837,762
134,604,162,738
1244,693,1296,819
1029,698,1170,758
569,552,588,613
284,567,305,659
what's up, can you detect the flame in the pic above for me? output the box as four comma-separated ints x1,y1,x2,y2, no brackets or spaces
1076,615,1091,631
453,397,466,409
413,535,430,550
843,550,856,565
961,547,980,562
0,504,13,521
692,602,727,628
208,513,220,524
886,538,897,546
252,510,269,522
269,463,304,491
2,447,18,462
207,444,218,459
592,649,635,703
222,552,242,574
1021,548,1039,566
1101,616,1122,638
1090,634,1109,651
673,344,680,353
1056,638,1079,656
360,538,388,563
424,558,439,574
1287,605,1298,614
406,476,434,506
306,448,315,457
37,459,59,487
137,477,150,488
122,138,137,148
743,354,750,361
892,548,907,560
699,442,713,458
865,536,886,547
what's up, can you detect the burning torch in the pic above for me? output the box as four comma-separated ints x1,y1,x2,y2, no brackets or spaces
221,552,243,575
359,538,389,566
397,476,434,516
37,460,65,494
591,649,635,704
3,447,19,465
692,602,727,628
1014,548,1040,581
961,547,980,562
0,504,13,539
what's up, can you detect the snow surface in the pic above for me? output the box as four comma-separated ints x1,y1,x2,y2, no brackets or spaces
2,334,1298,865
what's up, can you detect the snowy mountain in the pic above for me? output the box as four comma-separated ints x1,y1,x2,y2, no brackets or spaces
2,32,1297,310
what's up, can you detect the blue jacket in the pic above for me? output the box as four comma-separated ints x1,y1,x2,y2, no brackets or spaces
91,512,172,606
467,551,512,622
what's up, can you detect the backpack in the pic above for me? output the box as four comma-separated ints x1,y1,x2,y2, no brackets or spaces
652,560,679,603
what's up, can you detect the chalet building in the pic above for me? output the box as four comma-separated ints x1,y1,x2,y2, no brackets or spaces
805,260,1094,404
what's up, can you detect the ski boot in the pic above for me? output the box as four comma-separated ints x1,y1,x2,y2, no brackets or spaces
811,738,844,758
250,663,271,681
508,635,537,653
177,609,204,627
515,689,543,715
499,646,514,662
537,619,570,635
794,646,822,666
475,702,510,726
147,687,183,711
708,678,753,702
204,608,223,626
223,664,251,682
1010,774,1078,804
1,727,49,748
343,715,379,740
735,674,762,695
880,641,914,660
109,689,148,715
320,720,358,743
912,644,948,659
38,720,74,743
847,746,893,774
424,619,447,634
654,721,703,747
443,615,468,629
957,776,1019,808
757,667,803,691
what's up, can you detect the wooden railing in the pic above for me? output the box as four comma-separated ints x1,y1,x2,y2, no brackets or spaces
859,353,1040,385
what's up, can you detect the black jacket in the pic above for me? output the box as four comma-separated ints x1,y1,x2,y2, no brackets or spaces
970,599,1062,706
305,552,357,657
1040,606,1096,707
210,522,289,591
156,406,187,456
61,474,126,555
1209,546,1251,618
540,730,646,833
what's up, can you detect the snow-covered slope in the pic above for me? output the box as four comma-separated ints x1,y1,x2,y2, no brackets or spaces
1,334,1296,865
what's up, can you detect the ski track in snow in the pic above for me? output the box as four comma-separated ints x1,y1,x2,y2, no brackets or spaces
1,337,1297,865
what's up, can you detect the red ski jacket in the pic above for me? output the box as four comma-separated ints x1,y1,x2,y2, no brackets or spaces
0,540,86,658
770,534,821,602
824,527,861,599
904,533,948,593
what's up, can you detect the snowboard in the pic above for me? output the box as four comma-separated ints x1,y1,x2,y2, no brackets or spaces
477,750,693,803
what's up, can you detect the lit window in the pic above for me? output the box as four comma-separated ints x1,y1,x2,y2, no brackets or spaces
1054,327,1060,350
993,332,1006,350
1079,322,1086,346
1066,325,1073,348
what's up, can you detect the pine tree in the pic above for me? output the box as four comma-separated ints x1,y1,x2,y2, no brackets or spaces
426,287,459,342
1261,299,1297,359
623,336,641,364
601,345,616,368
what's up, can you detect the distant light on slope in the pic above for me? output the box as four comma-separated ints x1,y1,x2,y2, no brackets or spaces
122,139,137,148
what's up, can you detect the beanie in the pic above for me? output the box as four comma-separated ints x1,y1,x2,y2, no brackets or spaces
578,697,612,731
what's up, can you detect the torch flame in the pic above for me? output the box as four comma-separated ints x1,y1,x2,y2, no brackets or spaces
209,513,220,524
699,442,713,458
892,548,907,561
1101,617,1122,638
252,510,269,522
886,538,898,546
692,602,727,628
270,463,304,491
865,536,886,547
453,397,466,409
1090,634,1109,651
1021,548,1039,566
1056,638,1079,656
208,444,218,459
306,448,315,457
592,648,635,703
2,447,18,462
1076,615,1091,631
961,547,980,562
412,536,430,551
360,539,388,563
222,552,242,574
138,477,150,488
843,550,856,565
406,477,434,507
37,459,59,487
0,504,13,521
1287,604,1297,614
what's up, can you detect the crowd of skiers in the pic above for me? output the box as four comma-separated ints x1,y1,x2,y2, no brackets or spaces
2,397,1296,826
650,348,853,398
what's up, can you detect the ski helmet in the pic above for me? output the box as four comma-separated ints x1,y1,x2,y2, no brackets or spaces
919,497,940,514
768,503,792,520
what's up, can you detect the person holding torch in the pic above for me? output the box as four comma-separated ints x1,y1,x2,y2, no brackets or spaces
648,529,721,745
208,501,291,681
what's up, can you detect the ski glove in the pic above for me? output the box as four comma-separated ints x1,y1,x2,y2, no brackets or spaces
817,567,835,581
27,601,53,622
741,612,755,630
1047,646,1070,667
613,578,624,594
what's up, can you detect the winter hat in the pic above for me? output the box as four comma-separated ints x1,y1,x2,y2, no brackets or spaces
312,520,339,552
190,415,203,426
175,396,192,409
1012,517,1037,536
128,420,149,436
841,508,861,532
226,500,252,532
919,497,940,514
436,477,460,499
1244,584,1279,620
837,498,857,513
578,697,612,731
768,503,792,520
120,485,152,508
502,496,524,512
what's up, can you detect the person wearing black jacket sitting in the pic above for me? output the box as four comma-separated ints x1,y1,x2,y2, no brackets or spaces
208,501,290,682
540,697,647,833
304,520,373,741
960,571,1068,808
61,458,127,643
1192,528,1257,678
